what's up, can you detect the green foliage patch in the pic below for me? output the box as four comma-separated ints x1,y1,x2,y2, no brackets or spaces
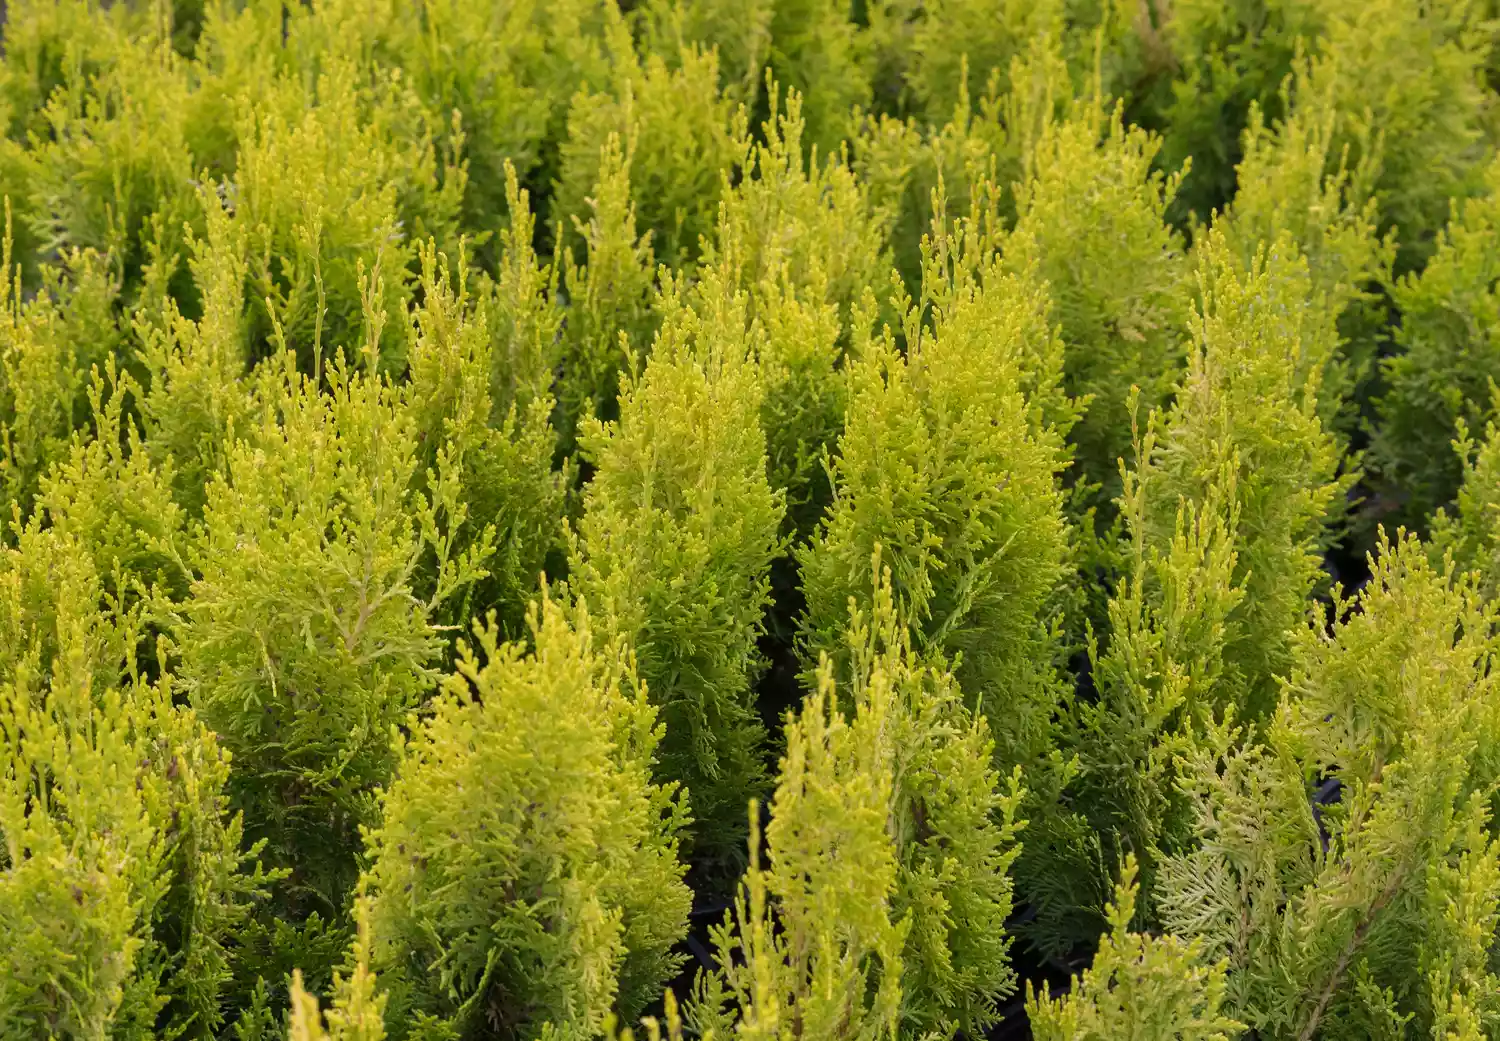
5,2,1500,1040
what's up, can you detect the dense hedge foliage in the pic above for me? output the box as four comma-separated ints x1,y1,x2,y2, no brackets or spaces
7,2,1500,1039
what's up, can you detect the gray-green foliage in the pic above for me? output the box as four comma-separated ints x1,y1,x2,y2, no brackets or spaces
360,594,691,1041
1159,535,1500,1039
569,268,784,867
694,564,1025,1040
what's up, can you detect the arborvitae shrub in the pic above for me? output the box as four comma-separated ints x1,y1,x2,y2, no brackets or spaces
228,59,459,373
177,345,481,990
759,0,871,157
1039,230,1346,953
1307,0,1492,275
707,84,890,336
13,3,1500,1036
1141,232,1348,724
36,360,189,615
136,192,254,517
0,239,122,521
360,594,691,1041
1026,856,1243,1041
553,33,737,271
21,27,199,296
795,216,1079,961
1213,61,1395,439
1373,155,1500,530
1002,89,1190,506
288,896,387,1041
403,242,564,637
1044,461,1243,954
1431,402,1500,601
283,0,615,251
705,85,890,535
635,0,772,105
1149,0,1327,224
693,564,1025,1040
864,0,1065,126
569,268,784,868
744,266,850,540
853,34,1071,296
640,0,869,158
477,166,563,429
798,215,1072,779
1159,534,1500,1038
553,135,657,459
0,525,266,1040
0,1,142,143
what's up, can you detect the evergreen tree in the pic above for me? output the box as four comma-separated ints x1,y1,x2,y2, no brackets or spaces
1040,229,1348,954
798,203,1073,779
553,134,657,460
0,522,266,1040
1211,58,1394,439
693,562,1025,1040
1431,396,1500,602
1373,155,1500,531
403,238,564,638
1304,0,1492,275
554,29,738,271
1002,88,1191,507
0,234,123,524
569,266,784,869
288,896,388,1041
360,593,691,1041
1148,0,1329,224
136,189,254,517
1160,535,1500,1038
1027,857,1244,1041
705,84,891,536
176,339,484,995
